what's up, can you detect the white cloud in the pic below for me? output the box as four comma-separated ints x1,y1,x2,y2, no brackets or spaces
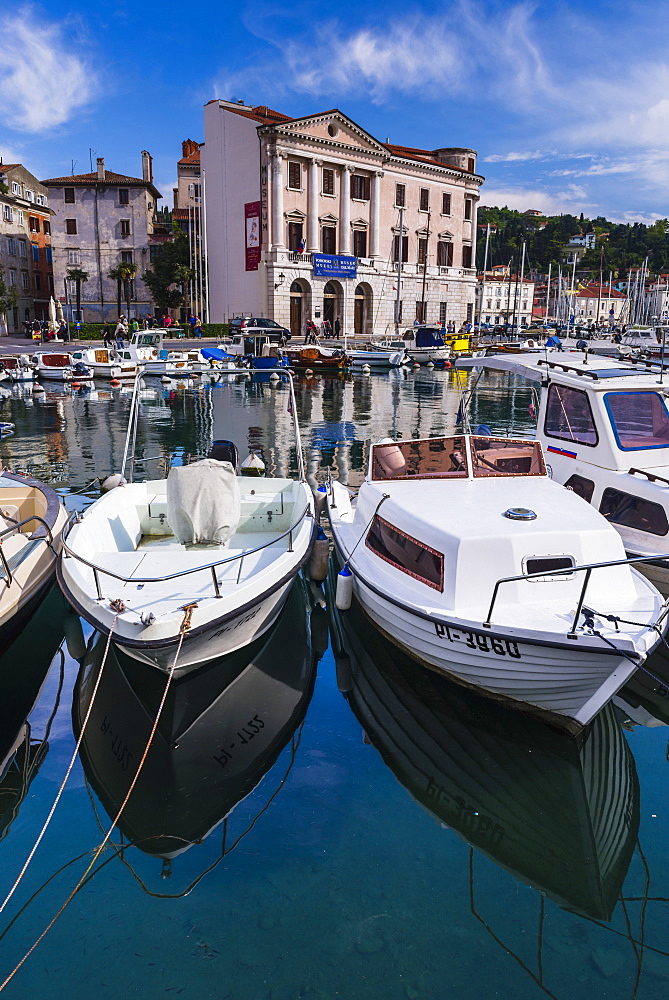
0,6,98,133
481,183,595,216
483,151,555,163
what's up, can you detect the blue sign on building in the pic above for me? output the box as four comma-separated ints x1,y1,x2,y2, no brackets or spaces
313,254,357,279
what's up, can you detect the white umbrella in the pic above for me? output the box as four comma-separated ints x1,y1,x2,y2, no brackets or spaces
55,298,65,324
48,296,58,332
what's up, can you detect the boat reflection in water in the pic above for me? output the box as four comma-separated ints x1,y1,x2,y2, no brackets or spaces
73,579,319,867
0,587,69,842
331,595,640,922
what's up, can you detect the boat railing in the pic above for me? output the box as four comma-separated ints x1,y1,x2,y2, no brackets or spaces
484,551,669,639
0,514,55,588
61,502,313,600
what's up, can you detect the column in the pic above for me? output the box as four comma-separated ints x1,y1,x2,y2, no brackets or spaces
340,165,352,255
370,170,383,258
271,151,285,248
307,158,320,251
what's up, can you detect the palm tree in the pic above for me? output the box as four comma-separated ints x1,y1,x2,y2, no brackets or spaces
108,266,123,319
110,262,137,320
65,267,89,322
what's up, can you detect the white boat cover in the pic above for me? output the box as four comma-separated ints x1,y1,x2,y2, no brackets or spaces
166,459,241,546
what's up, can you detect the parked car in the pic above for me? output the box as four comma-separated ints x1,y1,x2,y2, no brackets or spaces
228,317,291,339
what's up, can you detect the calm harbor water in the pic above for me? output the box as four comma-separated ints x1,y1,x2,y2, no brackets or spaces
0,369,668,999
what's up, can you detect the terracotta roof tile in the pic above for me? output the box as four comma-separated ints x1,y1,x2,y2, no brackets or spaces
178,150,201,165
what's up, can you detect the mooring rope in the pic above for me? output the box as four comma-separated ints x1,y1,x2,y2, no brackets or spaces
0,617,120,920
0,606,192,992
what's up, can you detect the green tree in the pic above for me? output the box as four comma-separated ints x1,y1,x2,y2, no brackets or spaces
65,267,89,321
108,262,137,319
0,268,18,333
142,227,193,315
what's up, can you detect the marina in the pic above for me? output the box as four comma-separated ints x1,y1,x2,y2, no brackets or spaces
0,363,669,998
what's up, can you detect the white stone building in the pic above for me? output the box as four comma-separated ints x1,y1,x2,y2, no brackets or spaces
203,101,483,336
475,271,535,328
42,154,162,323
0,164,53,334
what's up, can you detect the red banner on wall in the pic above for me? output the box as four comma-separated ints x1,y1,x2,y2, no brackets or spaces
245,201,261,271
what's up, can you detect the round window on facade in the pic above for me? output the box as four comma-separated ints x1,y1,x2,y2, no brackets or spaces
328,124,339,138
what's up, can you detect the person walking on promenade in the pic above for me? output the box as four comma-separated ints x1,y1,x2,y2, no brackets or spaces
334,317,341,338
194,316,203,338
103,324,113,348
115,316,128,349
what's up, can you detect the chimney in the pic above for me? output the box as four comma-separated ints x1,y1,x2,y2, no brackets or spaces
141,150,153,183
97,157,105,181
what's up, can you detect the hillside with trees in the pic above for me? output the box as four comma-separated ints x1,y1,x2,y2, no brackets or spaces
477,207,669,277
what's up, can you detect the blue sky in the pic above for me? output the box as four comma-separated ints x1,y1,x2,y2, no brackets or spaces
2,0,667,223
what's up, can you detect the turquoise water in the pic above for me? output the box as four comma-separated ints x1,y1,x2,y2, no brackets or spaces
0,370,668,999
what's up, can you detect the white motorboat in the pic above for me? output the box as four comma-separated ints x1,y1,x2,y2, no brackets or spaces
32,352,93,381
346,347,409,368
456,352,669,595
71,347,139,380
0,355,35,382
0,471,68,640
326,431,668,730
58,374,317,675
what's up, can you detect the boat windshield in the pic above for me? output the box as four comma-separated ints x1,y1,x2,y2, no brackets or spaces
604,391,669,450
371,436,469,480
471,437,546,477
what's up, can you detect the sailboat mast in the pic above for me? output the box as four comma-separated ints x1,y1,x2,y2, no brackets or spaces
419,210,431,324
476,223,491,331
545,262,552,326
394,207,404,336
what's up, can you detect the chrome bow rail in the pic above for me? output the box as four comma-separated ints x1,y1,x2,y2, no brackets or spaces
62,503,312,600
484,551,669,638
0,515,55,588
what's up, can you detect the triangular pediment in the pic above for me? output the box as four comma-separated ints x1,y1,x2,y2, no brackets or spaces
270,110,388,155
319,212,339,224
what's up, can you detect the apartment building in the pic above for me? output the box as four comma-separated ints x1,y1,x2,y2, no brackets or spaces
42,153,162,322
203,101,483,336
0,164,53,334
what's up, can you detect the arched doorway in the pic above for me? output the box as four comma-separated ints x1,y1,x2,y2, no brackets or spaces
290,280,310,338
354,283,372,336
323,281,342,329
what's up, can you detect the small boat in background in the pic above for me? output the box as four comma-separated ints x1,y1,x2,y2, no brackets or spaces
0,356,35,382
32,352,93,382
284,345,349,371
71,347,138,380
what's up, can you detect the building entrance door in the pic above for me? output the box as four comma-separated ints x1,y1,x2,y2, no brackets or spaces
323,282,336,327
290,282,304,337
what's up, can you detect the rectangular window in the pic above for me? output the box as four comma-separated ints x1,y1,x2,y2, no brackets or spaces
439,302,447,325
21,271,29,290
288,222,303,252
7,238,16,255
29,216,39,232
600,488,669,536
120,219,131,236
321,225,336,253
119,188,129,205
353,229,367,258
471,437,545,477
392,235,409,263
64,187,75,203
48,275,54,294
18,240,27,258
46,247,52,264
25,190,34,202
395,183,406,208
544,384,598,447
121,250,133,263
66,219,77,234
604,392,669,450
32,244,39,262
288,161,301,189
351,174,370,200
468,157,475,172
418,238,428,265
7,270,16,286
372,435,468,482
366,514,444,591
17,210,24,226
442,193,451,215
68,249,80,265
437,241,453,267
419,188,429,211
415,301,426,324
563,474,595,503
11,182,21,196
43,220,50,235
462,245,473,268
322,168,334,195
464,198,472,220
34,272,41,291
2,205,13,222
466,302,473,322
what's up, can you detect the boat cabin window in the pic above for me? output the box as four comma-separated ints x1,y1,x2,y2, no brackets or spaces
371,436,468,480
604,392,669,450
366,515,444,590
544,384,598,447
471,437,545,477
524,555,575,580
599,488,669,536
564,474,595,503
